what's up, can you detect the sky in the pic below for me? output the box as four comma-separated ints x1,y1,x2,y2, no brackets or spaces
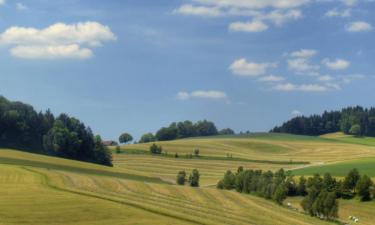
0,0,374,140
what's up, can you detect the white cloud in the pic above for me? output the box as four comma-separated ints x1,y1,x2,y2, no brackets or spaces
259,75,285,82
0,21,116,59
229,20,269,32
230,58,277,76
288,58,319,72
317,75,334,82
346,21,373,32
173,4,221,17
290,49,317,58
177,92,191,100
322,58,350,70
10,44,93,59
0,0,4,5
259,9,302,26
292,110,302,116
177,90,227,100
325,8,351,17
273,83,328,92
193,0,310,9
16,2,27,10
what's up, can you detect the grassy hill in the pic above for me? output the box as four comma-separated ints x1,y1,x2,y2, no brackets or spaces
0,148,333,225
2,132,375,225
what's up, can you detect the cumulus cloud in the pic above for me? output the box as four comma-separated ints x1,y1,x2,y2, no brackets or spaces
0,21,116,59
288,58,319,72
290,49,317,58
173,4,221,17
258,75,285,82
322,58,350,70
192,0,310,9
177,90,227,100
325,8,351,17
317,75,334,82
273,83,328,92
229,58,277,76
258,9,302,26
229,20,269,32
346,21,373,32
10,44,93,59
174,1,307,33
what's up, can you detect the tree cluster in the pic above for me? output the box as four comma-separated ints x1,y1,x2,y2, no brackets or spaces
0,96,112,166
139,120,235,143
176,169,200,187
272,106,375,137
216,167,375,221
217,168,292,205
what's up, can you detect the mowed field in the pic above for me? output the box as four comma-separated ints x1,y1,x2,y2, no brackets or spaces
1,133,375,224
0,149,333,225
121,133,375,163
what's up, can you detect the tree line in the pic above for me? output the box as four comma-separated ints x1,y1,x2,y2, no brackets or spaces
272,106,375,137
138,120,235,143
0,96,112,166
217,167,373,221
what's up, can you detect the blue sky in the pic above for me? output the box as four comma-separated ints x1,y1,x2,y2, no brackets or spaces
0,0,374,140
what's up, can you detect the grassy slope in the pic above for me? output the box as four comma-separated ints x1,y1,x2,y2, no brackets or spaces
0,148,333,225
121,133,375,163
294,133,375,177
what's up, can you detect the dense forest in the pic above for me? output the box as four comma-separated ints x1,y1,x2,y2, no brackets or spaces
272,106,375,137
139,120,235,143
0,96,112,166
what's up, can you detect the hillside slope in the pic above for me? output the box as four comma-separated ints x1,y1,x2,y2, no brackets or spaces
0,148,333,225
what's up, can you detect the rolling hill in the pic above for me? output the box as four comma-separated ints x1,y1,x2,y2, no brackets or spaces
1,132,375,224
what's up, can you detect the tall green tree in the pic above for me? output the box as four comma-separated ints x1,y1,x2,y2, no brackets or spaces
119,133,133,144
356,175,373,201
343,168,360,192
189,169,200,187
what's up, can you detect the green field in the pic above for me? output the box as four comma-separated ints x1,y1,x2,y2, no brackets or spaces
2,132,375,224
292,157,375,177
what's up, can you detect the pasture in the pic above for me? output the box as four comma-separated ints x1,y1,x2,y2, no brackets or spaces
1,132,375,225
0,149,333,225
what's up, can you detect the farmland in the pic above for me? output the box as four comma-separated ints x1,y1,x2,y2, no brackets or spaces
1,132,375,224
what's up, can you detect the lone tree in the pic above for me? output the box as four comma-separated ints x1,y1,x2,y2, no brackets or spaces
189,169,200,187
149,143,162,154
194,148,200,157
176,171,186,185
119,133,133,144
349,124,361,137
343,168,360,192
356,175,373,201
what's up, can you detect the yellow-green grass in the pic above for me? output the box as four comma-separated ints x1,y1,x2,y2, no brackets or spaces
27,166,333,225
0,149,166,183
113,154,300,186
287,197,375,225
0,159,334,225
322,132,375,147
121,133,375,163
292,157,375,177
0,165,188,225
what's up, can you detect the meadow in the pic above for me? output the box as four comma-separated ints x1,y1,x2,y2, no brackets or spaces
1,132,375,224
